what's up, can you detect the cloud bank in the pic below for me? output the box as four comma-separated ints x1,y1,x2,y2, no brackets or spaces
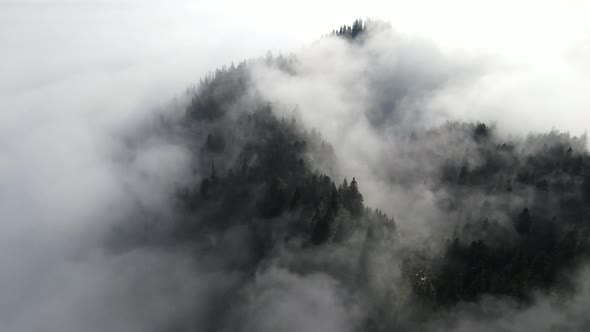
2,3,590,331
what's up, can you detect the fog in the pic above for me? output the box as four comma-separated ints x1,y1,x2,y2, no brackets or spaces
2,1,590,331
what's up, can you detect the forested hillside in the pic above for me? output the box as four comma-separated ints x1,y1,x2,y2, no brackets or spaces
109,20,590,331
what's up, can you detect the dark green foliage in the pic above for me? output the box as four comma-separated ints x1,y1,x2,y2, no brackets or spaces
259,177,289,218
583,172,590,202
420,216,585,305
473,122,489,143
515,208,532,235
137,35,590,318
182,103,388,248
180,57,590,308
397,122,590,305
186,62,251,120
98,23,590,332
343,177,364,217
332,19,365,40
204,133,225,152
175,57,394,258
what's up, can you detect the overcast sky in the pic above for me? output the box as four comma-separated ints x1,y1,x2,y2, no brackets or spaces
1,0,589,238
2,0,589,241
2,0,590,134
1,2,590,331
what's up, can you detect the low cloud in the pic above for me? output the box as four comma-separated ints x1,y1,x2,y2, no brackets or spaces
2,3,590,331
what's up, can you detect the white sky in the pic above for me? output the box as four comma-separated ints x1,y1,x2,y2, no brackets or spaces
0,3,589,330
1,0,589,131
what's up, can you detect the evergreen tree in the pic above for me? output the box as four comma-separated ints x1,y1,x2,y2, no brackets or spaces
344,177,364,217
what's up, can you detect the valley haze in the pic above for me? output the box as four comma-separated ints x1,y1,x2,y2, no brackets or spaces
1,1,590,332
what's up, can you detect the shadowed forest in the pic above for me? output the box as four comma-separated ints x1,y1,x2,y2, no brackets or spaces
102,20,590,331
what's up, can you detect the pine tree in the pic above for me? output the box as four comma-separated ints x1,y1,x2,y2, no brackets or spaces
344,177,364,217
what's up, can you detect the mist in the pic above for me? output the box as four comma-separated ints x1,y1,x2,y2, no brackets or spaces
2,1,590,332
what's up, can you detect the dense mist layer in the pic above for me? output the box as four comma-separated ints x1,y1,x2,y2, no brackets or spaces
2,17,590,332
